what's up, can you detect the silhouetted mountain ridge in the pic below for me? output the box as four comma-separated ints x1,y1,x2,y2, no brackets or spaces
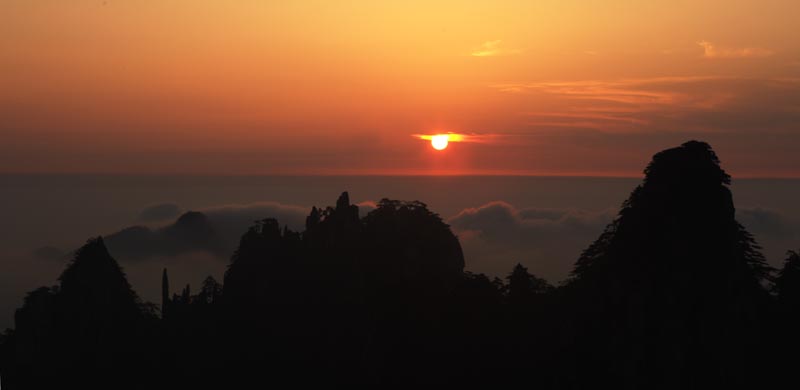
564,141,773,388
5,238,155,388
1,141,797,388
105,210,225,259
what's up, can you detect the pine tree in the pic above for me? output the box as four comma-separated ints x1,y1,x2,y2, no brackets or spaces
776,250,800,309
505,263,552,305
162,268,170,318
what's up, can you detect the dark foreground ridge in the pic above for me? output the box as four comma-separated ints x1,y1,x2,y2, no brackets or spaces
1,141,799,388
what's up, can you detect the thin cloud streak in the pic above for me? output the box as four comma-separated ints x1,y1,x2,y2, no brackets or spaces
412,132,500,143
697,41,774,59
491,76,800,134
471,40,522,57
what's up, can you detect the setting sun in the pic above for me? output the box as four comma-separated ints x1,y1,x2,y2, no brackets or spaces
413,133,473,152
431,135,449,150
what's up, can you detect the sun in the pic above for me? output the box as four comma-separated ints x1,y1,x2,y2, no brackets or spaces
431,134,449,150
413,132,468,150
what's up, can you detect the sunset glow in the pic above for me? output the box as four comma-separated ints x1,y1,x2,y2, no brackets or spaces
414,133,468,143
1,1,799,176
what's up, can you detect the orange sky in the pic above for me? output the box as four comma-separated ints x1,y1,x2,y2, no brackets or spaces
2,1,799,176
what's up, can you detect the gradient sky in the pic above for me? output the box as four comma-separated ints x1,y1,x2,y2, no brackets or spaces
2,1,799,176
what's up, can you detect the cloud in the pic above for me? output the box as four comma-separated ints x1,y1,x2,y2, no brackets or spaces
449,202,800,283
411,132,499,144
356,201,377,214
450,201,614,241
490,76,800,135
138,203,182,222
735,206,800,267
494,76,711,101
737,207,794,239
29,196,800,294
449,201,615,282
98,200,397,262
492,77,713,106
202,201,309,233
471,40,522,57
697,41,774,59
103,201,314,261
99,197,622,284
105,212,224,260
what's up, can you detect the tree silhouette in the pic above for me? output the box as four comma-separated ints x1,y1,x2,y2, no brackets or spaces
771,249,800,383
361,199,464,299
357,198,466,383
506,263,553,305
196,276,221,305
776,250,800,308
161,268,170,318
439,271,506,384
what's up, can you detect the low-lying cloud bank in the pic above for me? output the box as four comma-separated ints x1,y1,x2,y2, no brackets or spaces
138,203,183,222
102,202,311,261
735,207,800,265
448,201,616,282
34,200,800,286
103,200,378,262
448,201,800,283
736,207,795,239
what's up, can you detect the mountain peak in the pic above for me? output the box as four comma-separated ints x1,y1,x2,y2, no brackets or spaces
643,140,731,187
